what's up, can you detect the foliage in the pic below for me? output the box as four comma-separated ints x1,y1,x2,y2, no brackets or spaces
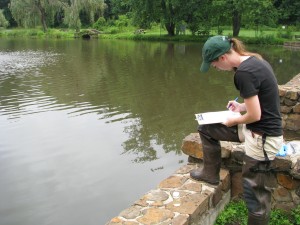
2,0,300,36
62,0,105,32
270,209,293,225
114,15,130,31
9,0,63,32
274,0,300,25
0,9,9,28
8,0,105,32
243,0,278,34
215,200,300,225
291,204,300,225
92,16,106,30
276,26,294,39
215,199,248,225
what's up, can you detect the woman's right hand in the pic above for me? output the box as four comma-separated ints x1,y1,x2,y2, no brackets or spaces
227,101,245,112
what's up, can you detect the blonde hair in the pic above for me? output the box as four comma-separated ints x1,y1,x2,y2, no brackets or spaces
229,38,263,60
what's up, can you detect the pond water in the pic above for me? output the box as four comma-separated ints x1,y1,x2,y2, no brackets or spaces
0,38,299,225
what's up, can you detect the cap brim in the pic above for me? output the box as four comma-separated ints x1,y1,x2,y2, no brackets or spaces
200,61,210,73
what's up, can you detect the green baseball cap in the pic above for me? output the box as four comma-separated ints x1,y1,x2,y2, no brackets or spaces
200,36,231,72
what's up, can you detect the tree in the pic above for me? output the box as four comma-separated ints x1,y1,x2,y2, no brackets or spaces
63,0,105,32
0,9,9,28
245,0,277,35
0,0,17,28
9,0,105,32
183,0,213,35
9,0,62,32
211,0,278,37
274,0,300,25
125,0,213,36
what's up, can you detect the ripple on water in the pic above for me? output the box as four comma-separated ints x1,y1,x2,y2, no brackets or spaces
0,50,62,119
0,50,60,78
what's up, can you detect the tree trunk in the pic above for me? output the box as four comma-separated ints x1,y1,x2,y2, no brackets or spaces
165,22,175,36
232,10,241,37
161,0,175,36
36,0,47,32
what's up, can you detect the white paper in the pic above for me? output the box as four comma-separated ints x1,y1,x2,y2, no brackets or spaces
195,110,241,125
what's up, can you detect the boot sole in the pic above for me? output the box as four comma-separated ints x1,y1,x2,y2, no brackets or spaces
190,175,219,185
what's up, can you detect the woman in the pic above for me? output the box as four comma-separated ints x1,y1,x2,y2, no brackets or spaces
191,35,283,225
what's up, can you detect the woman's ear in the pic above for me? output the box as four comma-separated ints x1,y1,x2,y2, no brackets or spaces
220,54,228,61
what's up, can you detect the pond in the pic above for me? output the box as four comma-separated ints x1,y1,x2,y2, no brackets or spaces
0,38,299,225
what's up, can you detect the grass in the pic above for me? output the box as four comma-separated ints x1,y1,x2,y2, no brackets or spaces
0,28,75,39
0,25,299,44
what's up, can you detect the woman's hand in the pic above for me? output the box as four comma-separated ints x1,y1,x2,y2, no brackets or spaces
227,101,246,112
223,117,238,127
224,95,261,127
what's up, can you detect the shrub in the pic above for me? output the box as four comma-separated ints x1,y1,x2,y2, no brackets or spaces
270,209,293,225
93,17,106,31
216,200,300,225
291,204,300,225
215,199,247,225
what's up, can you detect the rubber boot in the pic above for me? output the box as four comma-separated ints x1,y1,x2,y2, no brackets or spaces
190,124,223,185
190,149,221,185
190,124,240,185
243,155,276,225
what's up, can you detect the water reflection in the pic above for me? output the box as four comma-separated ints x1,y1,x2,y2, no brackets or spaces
0,39,299,225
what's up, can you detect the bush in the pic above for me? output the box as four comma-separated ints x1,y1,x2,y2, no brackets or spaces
216,200,300,225
270,209,293,225
276,26,294,39
291,204,300,225
215,199,247,225
109,28,119,34
93,17,106,31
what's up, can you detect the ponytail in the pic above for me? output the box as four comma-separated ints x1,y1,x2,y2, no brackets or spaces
229,38,263,60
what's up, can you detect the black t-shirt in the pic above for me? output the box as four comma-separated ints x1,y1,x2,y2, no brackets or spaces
234,56,282,136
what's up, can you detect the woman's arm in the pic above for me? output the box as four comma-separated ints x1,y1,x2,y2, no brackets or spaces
224,95,261,127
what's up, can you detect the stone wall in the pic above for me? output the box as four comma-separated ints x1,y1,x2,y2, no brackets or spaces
181,134,300,212
279,73,300,131
106,74,300,225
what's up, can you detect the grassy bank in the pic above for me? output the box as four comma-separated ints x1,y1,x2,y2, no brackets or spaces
1,26,299,45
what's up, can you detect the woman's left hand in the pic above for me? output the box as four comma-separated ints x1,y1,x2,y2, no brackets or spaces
223,117,237,127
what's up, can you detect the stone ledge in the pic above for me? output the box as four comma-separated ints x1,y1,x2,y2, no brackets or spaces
106,164,230,225
181,133,300,180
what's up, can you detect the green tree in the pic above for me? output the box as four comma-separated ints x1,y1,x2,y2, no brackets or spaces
9,0,62,32
0,9,9,28
125,0,213,36
212,0,278,37
63,0,105,32
182,0,213,35
110,0,131,18
274,0,300,26
244,0,277,35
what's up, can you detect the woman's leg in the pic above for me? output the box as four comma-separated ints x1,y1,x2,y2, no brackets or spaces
242,154,277,225
190,123,241,185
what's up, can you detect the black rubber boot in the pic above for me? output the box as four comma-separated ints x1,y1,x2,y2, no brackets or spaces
190,124,240,185
243,155,276,225
190,149,221,185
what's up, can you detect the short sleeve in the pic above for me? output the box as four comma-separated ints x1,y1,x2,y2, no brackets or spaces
234,71,260,98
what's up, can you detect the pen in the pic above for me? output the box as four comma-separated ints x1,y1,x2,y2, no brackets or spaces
227,97,239,109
